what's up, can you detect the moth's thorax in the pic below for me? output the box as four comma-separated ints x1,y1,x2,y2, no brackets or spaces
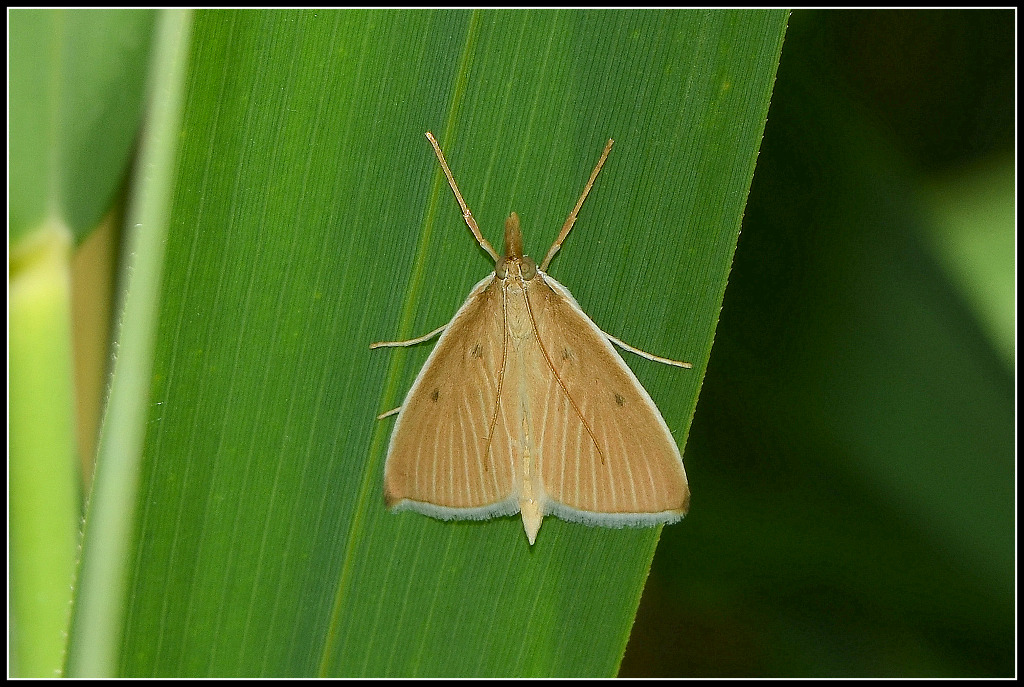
500,270,537,340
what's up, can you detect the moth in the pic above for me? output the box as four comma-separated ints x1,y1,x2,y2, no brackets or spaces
372,132,690,545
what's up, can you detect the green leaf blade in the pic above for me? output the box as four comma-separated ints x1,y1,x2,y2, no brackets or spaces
110,9,786,676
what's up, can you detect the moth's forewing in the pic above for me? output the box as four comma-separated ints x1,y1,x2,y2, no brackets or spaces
383,275,520,518
524,273,689,523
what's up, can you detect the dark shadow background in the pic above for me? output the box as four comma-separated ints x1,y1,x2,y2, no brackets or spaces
621,9,1014,677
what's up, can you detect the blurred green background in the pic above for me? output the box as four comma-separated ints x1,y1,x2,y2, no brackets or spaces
621,9,1014,677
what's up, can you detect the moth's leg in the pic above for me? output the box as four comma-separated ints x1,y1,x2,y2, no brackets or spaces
376,406,401,420
540,138,615,272
425,132,500,261
371,323,448,420
370,323,447,349
603,331,692,369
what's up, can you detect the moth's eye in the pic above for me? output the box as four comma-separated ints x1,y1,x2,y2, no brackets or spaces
495,257,508,278
521,257,538,280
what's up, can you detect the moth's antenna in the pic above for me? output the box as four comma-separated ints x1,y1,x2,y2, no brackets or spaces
540,138,614,271
425,132,499,261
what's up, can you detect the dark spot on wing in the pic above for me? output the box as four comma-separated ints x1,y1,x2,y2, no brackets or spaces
562,347,573,361
431,388,440,402
614,392,625,407
471,343,483,358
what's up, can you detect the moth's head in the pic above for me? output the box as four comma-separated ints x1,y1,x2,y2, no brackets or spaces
496,212,538,280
